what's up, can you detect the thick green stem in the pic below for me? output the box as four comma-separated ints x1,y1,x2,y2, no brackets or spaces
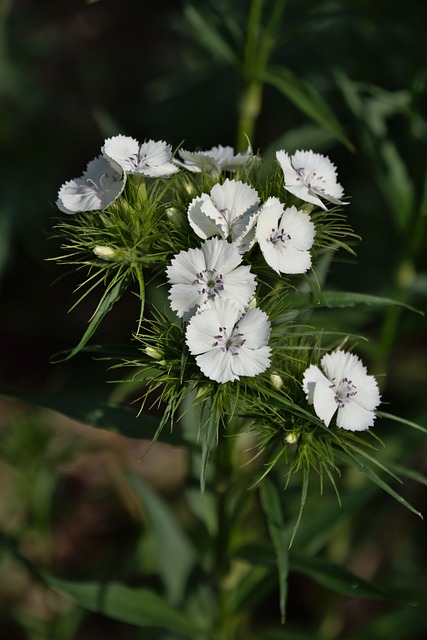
236,80,263,151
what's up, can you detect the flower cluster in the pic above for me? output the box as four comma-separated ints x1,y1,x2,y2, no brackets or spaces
55,137,380,435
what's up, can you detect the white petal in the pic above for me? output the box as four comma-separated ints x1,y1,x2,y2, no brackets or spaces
284,184,327,209
313,380,338,427
279,207,315,250
56,155,125,213
276,148,346,209
231,345,271,378
222,266,257,308
168,284,205,319
196,349,238,383
103,135,139,172
336,402,376,431
166,246,206,284
188,195,222,239
210,179,260,222
201,237,241,273
302,364,329,404
237,307,271,349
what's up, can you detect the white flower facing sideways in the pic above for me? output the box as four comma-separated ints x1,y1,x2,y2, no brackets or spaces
175,145,258,175
256,198,316,274
186,298,271,383
166,237,257,320
56,155,126,214
302,350,381,431
102,135,179,178
276,149,346,210
188,179,260,253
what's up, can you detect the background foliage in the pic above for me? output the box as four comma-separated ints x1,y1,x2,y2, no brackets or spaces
0,1,426,638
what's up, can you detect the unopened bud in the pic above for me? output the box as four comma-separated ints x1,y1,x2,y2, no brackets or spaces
285,432,299,445
145,346,163,360
270,373,284,389
166,207,184,226
93,245,117,261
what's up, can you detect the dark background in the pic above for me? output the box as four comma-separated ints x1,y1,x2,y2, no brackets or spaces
0,1,426,638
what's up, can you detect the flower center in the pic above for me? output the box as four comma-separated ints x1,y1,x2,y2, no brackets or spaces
193,269,224,300
268,226,291,245
85,173,116,203
330,377,357,407
212,324,246,354
293,164,326,194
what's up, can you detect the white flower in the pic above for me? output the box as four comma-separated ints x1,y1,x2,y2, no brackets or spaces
102,135,179,177
56,155,126,214
276,149,346,210
302,350,381,431
256,198,316,274
175,145,259,175
186,298,271,383
187,178,260,253
166,237,257,320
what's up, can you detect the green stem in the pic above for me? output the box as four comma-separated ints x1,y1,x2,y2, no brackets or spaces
236,0,287,151
236,80,263,151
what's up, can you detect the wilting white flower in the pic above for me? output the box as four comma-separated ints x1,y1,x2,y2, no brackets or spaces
56,155,126,214
276,149,346,210
188,179,260,253
302,350,381,431
166,237,256,320
102,135,178,177
186,298,271,383
256,198,315,274
175,145,258,175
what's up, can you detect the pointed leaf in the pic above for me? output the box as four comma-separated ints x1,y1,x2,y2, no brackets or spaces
53,273,132,362
264,67,354,150
335,449,423,519
44,576,207,637
126,473,196,605
259,477,289,622
200,408,218,494
377,411,427,435
290,291,422,314
0,392,187,446
289,554,418,605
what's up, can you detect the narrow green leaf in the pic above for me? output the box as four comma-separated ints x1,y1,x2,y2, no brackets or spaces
44,576,206,637
126,473,196,605
378,139,415,230
0,392,187,446
377,411,427,435
133,264,145,336
200,407,218,494
226,565,276,616
289,554,418,605
335,449,423,519
52,273,132,362
259,477,289,622
289,467,309,549
232,541,419,605
184,5,238,66
264,67,354,150
290,290,423,314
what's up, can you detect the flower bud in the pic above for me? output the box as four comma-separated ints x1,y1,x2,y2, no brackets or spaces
270,373,284,389
144,346,163,360
285,431,299,445
93,245,118,261
166,207,185,227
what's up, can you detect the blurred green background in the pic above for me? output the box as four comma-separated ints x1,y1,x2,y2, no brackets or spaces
0,1,426,638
